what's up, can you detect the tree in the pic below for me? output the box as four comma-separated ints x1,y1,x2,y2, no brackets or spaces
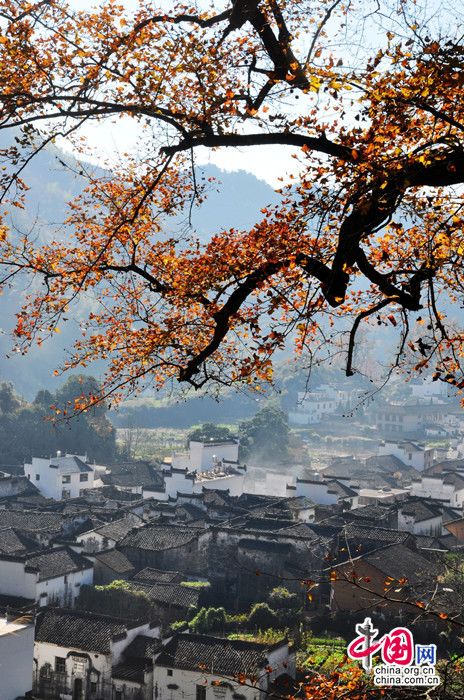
0,382,20,414
189,606,226,634
247,602,278,630
239,406,288,462
187,422,236,445
0,377,115,465
268,586,299,611
0,1,463,411
33,389,54,409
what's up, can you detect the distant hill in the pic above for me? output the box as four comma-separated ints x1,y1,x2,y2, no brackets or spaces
0,142,279,397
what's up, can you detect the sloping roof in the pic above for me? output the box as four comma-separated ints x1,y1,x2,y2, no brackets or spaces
363,544,437,583
112,660,145,683
399,500,442,523
129,582,200,609
346,504,394,523
124,634,161,660
94,549,134,574
443,472,464,488
415,535,443,549
342,523,411,545
280,522,340,540
132,567,181,584
50,455,93,475
0,475,41,499
326,479,358,498
365,454,409,473
102,461,164,489
0,527,39,556
442,506,462,524
202,490,235,508
120,525,200,552
0,509,62,533
175,503,205,521
35,609,133,653
24,546,92,581
90,517,138,543
155,633,284,675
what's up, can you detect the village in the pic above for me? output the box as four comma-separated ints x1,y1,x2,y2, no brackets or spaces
0,376,463,700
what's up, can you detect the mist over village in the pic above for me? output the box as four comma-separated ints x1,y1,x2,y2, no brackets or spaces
0,1,463,700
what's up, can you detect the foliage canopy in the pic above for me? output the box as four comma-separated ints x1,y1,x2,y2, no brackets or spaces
0,0,463,410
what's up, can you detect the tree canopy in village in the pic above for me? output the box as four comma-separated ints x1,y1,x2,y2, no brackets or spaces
0,0,462,412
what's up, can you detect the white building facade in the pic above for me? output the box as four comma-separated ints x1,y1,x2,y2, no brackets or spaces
0,614,34,700
0,547,93,606
24,453,96,500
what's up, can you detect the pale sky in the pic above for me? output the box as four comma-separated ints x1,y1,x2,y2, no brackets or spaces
60,0,337,186
61,0,455,186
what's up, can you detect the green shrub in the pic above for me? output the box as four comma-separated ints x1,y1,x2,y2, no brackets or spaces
247,603,278,630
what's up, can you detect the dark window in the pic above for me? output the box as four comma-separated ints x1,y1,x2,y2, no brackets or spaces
55,656,66,673
62,475,71,484
80,473,89,482
196,685,206,700
35,474,40,481
167,669,173,676
90,683,97,694
115,692,122,700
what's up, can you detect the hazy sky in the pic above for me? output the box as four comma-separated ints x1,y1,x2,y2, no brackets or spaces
62,0,456,186
59,0,297,185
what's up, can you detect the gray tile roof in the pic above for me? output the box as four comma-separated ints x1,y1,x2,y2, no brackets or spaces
103,461,164,489
112,660,146,683
94,549,134,574
24,546,92,581
443,472,464,488
347,504,394,522
50,455,93,475
0,475,41,499
35,609,134,653
124,634,161,660
0,509,63,533
342,523,411,545
91,517,138,543
0,527,39,556
156,633,285,676
120,525,200,552
132,567,181,584
326,479,358,498
365,454,410,473
363,544,437,583
399,500,442,523
129,582,200,609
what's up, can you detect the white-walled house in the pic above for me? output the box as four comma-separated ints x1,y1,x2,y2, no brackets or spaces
171,439,240,473
154,633,295,700
77,515,143,553
0,546,93,606
0,613,34,700
410,472,464,507
143,463,247,500
24,453,97,500
396,500,443,536
288,387,339,425
34,608,160,700
378,440,434,471
286,477,358,506
189,440,240,471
